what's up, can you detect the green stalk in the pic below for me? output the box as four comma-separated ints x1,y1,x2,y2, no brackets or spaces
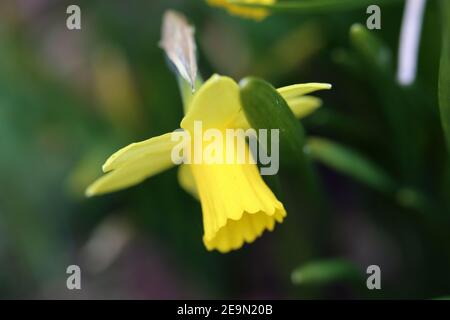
178,76,203,114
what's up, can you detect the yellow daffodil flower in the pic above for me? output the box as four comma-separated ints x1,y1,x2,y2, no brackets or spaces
86,74,331,253
206,0,275,20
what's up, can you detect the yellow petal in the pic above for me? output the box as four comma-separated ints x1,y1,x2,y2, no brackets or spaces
103,133,175,172
180,74,241,131
207,0,274,20
277,82,332,100
190,141,286,253
178,164,199,199
86,133,178,196
284,95,322,119
229,110,250,129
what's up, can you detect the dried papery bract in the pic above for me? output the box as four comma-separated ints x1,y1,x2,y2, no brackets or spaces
159,10,198,91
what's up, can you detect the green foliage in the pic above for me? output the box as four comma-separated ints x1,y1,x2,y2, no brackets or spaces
307,137,396,194
291,259,362,286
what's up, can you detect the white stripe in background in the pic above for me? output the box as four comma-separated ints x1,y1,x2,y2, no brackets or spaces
397,0,427,86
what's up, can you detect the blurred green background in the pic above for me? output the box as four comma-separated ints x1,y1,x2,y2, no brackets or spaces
0,0,448,299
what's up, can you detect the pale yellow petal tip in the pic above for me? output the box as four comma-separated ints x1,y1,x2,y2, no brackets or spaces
304,83,332,90
85,177,109,197
85,184,98,198
102,161,112,173
306,83,332,89
277,83,332,101
101,146,129,172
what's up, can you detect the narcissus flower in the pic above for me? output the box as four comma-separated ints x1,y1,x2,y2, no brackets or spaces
206,0,275,20
86,74,331,253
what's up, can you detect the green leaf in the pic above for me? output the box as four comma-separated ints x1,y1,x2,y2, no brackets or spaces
228,0,400,14
239,77,322,205
178,76,203,113
239,77,308,165
307,137,396,193
291,259,362,286
439,0,450,153
307,138,433,214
